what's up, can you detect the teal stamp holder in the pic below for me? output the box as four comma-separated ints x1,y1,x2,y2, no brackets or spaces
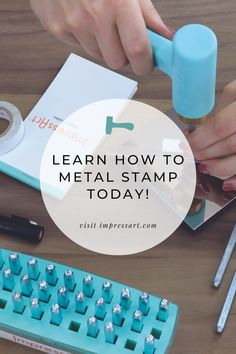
0,248,178,353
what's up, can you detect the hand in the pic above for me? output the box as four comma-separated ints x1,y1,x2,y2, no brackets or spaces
30,0,174,75
195,169,236,206
187,80,236,191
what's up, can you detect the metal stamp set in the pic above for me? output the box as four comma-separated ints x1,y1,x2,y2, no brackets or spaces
0,248,178,354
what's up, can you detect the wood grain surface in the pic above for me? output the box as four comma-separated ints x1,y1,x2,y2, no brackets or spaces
0,1,236,354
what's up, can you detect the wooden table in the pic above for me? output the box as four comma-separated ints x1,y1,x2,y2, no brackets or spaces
0,1,236,353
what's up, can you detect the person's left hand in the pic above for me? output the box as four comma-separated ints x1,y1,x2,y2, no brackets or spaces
187,80,236,191
195,169,236,206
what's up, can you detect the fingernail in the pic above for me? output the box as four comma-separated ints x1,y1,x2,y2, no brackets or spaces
198,164,211,174
223,183,236,191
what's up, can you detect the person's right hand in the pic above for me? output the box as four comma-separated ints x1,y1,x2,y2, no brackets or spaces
30,0,174,75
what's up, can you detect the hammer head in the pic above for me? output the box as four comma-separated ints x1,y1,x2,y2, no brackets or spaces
172,24,217,119
149,24,218,119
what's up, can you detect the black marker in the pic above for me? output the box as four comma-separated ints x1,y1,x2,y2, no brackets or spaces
0,214,44,243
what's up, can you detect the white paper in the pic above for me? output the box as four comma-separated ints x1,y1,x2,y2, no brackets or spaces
0,53,137,187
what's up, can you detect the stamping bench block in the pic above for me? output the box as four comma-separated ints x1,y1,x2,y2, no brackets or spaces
0,248,179,354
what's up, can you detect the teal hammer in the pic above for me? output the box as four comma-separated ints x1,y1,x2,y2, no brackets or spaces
148,24,217,123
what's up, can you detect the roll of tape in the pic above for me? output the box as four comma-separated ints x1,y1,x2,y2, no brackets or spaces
0,101,24,155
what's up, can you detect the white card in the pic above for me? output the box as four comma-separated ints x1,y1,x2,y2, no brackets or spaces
0,54,137,190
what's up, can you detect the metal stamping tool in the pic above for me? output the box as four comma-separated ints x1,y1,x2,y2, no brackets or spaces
64,269,75,291
3,268,15,291
144,334,156,354
112,304,123,326
213,224,236,288
132,310,143,333
75,291,87,314
102,281,113,303
216,271,236,334
95,297,106,320
87,316,99,338
57,286,69,308
38,280,50,302
28,258,40,280
83,275,94,298
46,264,57,286
9,253,22,275
30,298,43,320
157,299,169,322
50,303,62,326
20,274,33,297
139,292,150,315
104,322,116,344
12,292,25,314
120,288,131,310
